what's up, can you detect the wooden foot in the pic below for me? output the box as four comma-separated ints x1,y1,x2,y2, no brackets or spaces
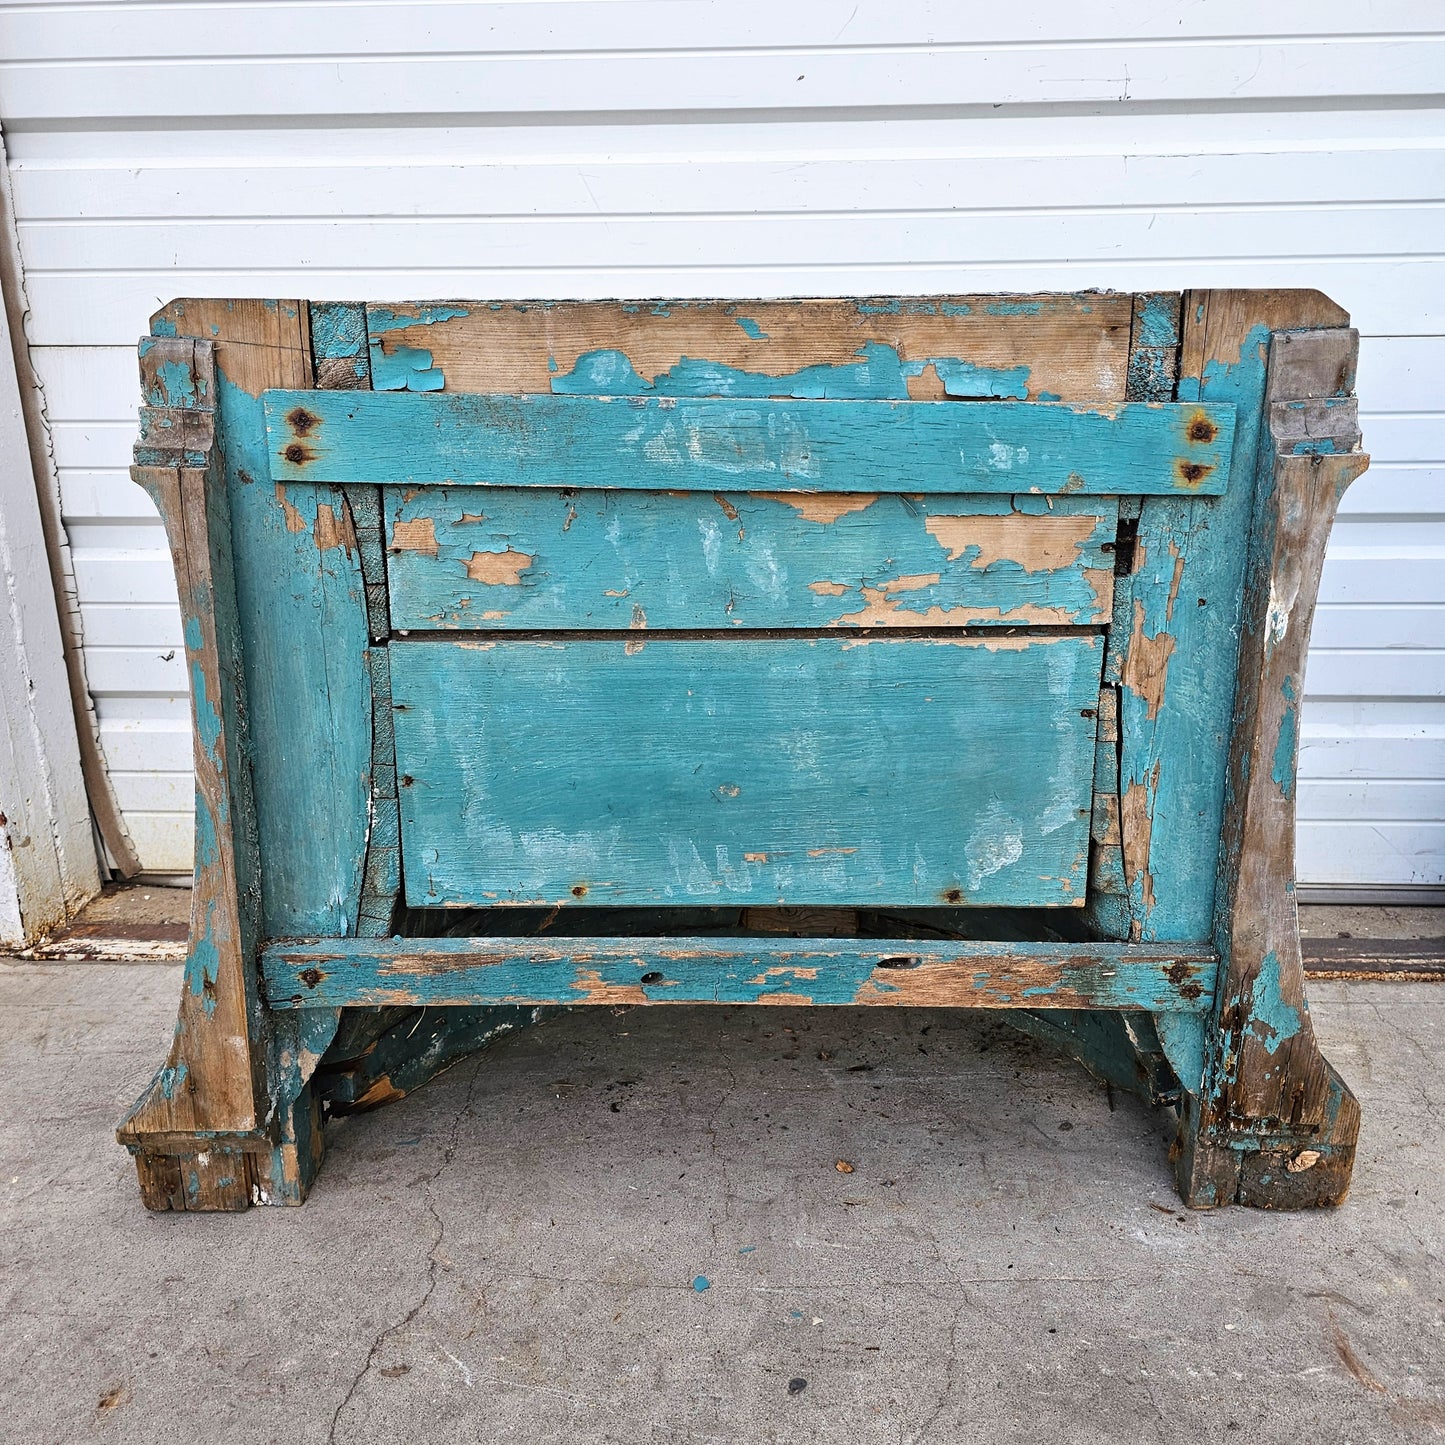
1173,1058,1360,1210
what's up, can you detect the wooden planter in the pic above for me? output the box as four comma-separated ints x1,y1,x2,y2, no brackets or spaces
118,292,1367,1211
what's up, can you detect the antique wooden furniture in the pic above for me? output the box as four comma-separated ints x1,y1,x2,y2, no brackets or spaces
118,292,1368,1211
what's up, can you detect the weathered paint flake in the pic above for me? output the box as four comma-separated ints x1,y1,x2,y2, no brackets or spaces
390,517,439,555
923,514,1099,571
464,550,533,586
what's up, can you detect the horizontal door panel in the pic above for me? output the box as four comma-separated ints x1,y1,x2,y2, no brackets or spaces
386,489,1116,631
392,635,1103,909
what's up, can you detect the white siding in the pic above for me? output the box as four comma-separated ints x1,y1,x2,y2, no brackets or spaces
1,1,1440,889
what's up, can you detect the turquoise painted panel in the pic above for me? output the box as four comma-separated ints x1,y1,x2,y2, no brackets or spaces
385,488,1117,631
1121,325,1275,941
260,936,1217,1014
263,391,1234,497
390,635,1103,910
217,374,372,936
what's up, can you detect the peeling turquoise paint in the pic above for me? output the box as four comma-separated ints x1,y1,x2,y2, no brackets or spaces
856,299,972,317
151,317,178,338
157,1061,189,1100
692,1276,711,1292
185,898,221,1012
734,317,768,339
930,357,1029,400
985,300,1043,316
1246,954,1303,1052
548,343,1030,401
155,358,198,407
184,615,223,766
370,340,445,392
1292,439,1338,454
1038,391,1062,402
1271,677,1299,800
1135,294,1179,348
366,304,469,335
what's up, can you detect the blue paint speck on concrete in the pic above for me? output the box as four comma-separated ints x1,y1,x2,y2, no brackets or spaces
692,1276,711,1293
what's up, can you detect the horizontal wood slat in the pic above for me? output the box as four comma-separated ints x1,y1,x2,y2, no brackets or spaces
264,391,1235,496
385,490,1117,631
260,935,1219,1012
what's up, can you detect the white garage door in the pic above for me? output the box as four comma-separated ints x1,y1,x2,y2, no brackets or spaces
1,2,1441,891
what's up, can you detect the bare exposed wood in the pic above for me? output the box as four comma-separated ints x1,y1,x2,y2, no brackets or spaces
365,294,1132,403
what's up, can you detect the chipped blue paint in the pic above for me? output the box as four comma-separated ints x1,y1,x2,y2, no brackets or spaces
985,300,1043,316
366,304,470,336
856,299,972,317
370,340,445,392
1292,439,1338,454
550,343,1029,401
151,316,178,338
692,1276,711,1292
1038,391,1062,402
185,897,221,1012
735,316,768,339
1135,294,1179,348
157,1061,189,1100
184,615,223,762
1272,677,1299,800
155,358,198,408
930,357,1029,400
1247,954,1303,1052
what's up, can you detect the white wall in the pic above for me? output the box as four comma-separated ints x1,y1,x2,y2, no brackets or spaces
0,1,1440,889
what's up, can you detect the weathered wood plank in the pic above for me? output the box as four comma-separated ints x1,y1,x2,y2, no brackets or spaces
391,634,1103,910
363,295,1133,404
385,489,1117,631
262,936,1217,1013
265,390,1235,497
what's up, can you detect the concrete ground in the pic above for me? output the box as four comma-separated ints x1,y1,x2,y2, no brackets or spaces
2,956,1442,1445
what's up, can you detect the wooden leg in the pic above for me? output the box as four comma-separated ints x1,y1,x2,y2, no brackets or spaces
119,314,348,1210
1178,325,1368,1210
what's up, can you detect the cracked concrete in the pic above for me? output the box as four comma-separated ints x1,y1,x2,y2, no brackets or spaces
1,960,1443,1444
